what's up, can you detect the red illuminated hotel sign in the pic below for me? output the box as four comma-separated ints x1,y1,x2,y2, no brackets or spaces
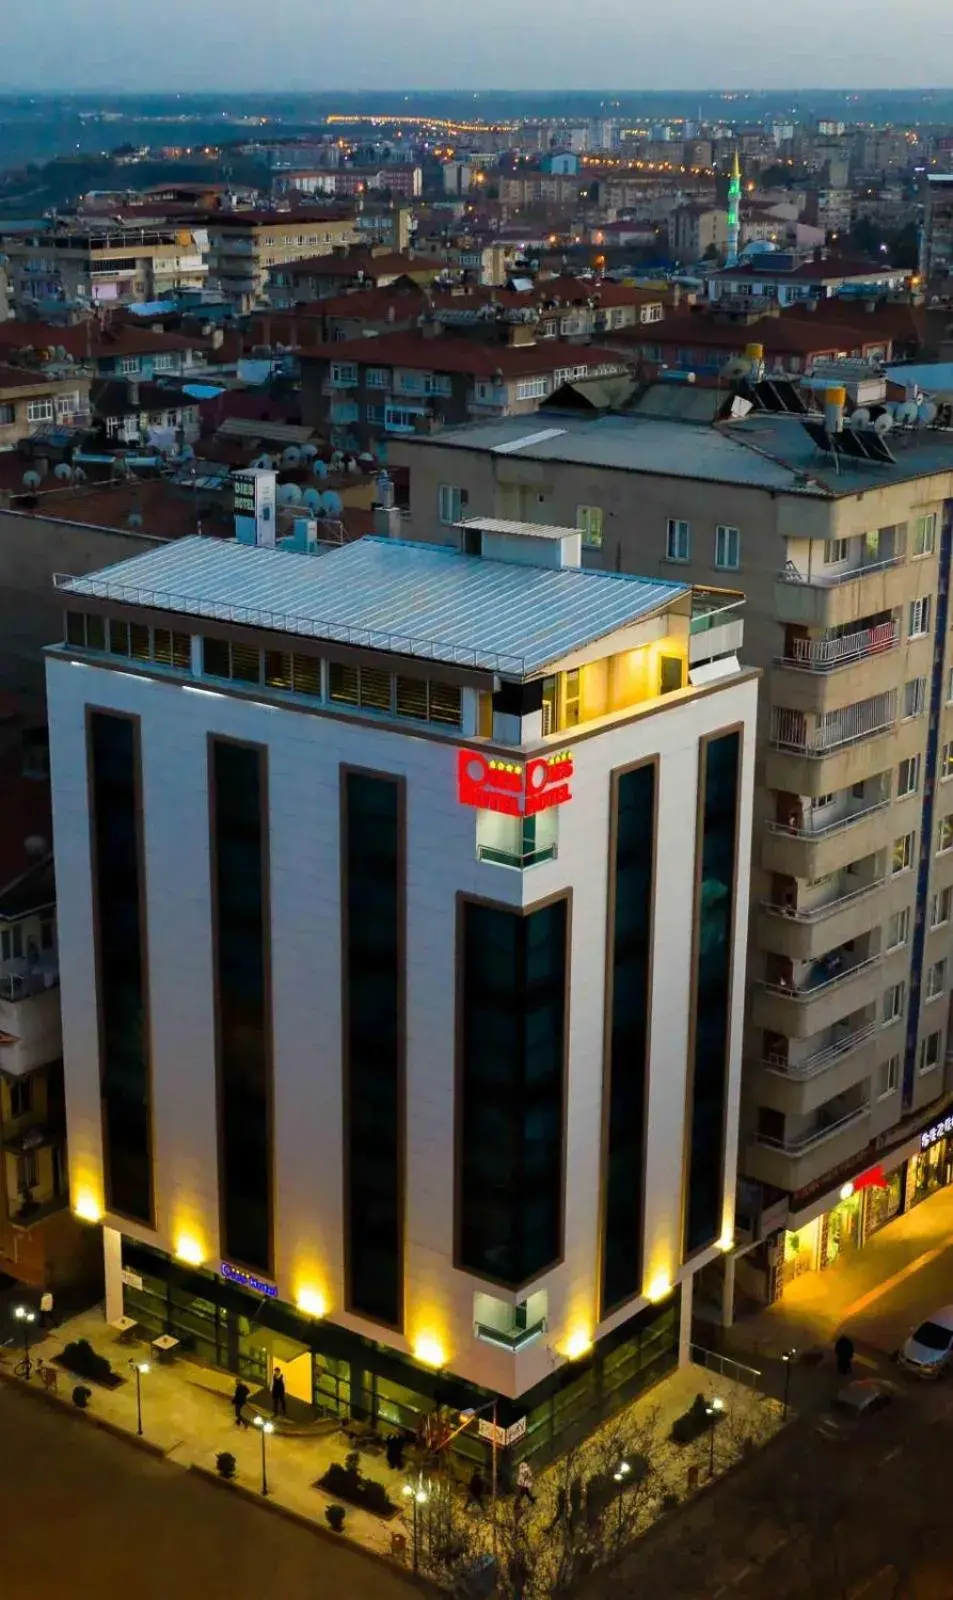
457,749,574,817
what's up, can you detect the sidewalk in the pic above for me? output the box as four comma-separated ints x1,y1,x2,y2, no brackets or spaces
2,1301,784,1582
722,1182,953,1401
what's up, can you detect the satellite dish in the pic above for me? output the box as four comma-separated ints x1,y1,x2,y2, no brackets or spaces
301,487,321,512
24,835,47,857
54,462,74,481
282,445,302,465
346,456,359,474
897,401,919,425
277,482,302,506
851,407,871,428
73,466,86,483
321,489,343,516
128,512,144,528
918,400,938,425
874,412,894,435
300,443,319,460
22,471,41,489
312,458,328,479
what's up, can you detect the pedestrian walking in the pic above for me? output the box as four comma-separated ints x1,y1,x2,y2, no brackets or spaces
271,1366,287,1417
38,1288,55,1330
834,1332,855,1377
466,1467,485,1512
232,1378,250,1428
516,1459,536,1507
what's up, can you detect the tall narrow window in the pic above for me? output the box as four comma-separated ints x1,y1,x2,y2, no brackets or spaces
601,762,656,1315
342,772,404,1326
210,740,272,1275
88,711,153,1224
458,896,568,1287
684,730,741,1258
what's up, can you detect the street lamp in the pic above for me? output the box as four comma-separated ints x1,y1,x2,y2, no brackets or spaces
612,1458,630,1544
253,1414,274,1495
705,1397,725,1479
402,1480,429,1574
13,1305,36,1379
781,1348,796,1421
456,1400,500,1561
129,1360,149,1435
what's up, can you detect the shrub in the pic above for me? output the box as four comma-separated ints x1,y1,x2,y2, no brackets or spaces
72,1385,91,1409
670,1393,719,1446
325,1504,346,1533
660,1491,680,1514
60,1339,114,1386
318,1459,398,1518
216,1451,237,1480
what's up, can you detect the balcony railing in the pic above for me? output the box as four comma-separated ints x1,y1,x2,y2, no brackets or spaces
761,1020,879,1080
770,692,897,755
761,951,881,1001
753,1101,871,1154
761,876,885,924
779,620,900,672
477,844,558,870
765,796,890,841
778,533,907,588
473,1318,547,1353
0,967,59,1001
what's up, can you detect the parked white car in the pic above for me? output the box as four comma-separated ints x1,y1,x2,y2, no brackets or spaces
899,1306,953,1379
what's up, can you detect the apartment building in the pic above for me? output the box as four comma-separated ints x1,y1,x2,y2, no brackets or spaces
389,388,953,1307
206,212,360,313
669,205,729,261
707,253,909,308
298,330,629,453
266,249,444,311
0,366,91,450
2,227,208,319
47,514,756,1464
921,174,953,283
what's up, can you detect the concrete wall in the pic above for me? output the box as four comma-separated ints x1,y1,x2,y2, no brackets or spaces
0,509,164,704
47,648,756,1397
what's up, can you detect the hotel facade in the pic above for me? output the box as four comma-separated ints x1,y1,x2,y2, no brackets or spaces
47,509,756,1464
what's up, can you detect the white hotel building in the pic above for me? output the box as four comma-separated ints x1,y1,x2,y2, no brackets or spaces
47,510,757,1465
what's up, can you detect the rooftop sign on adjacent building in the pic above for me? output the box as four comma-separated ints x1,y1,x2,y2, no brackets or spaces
457,749,574,816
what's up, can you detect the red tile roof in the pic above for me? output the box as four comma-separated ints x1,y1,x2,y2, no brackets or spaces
615,312,890,356
284,251,443,281
0,320,199,361
713,255,908,283
299,329,628,377
0,364,87,393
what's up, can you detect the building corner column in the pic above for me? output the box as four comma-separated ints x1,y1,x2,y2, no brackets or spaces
103,1225,123,1322
720,1253,736,1329
677,1272,694,1365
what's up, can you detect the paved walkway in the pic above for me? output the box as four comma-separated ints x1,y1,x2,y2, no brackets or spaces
723,1182,953,1407
0,1302,782,1585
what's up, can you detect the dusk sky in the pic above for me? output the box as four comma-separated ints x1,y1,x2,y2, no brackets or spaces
4,0,953,92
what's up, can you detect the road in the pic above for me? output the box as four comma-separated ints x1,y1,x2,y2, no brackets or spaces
0,1381,419,1600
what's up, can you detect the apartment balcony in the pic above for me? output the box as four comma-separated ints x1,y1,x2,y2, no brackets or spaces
765,694,925,795
775,532,913,629
759,875,886,961
762,788,899,879
745,1095,873,1190
0,962,62,1077
751,1017,896,1115
770,620,905,712
689,590,745,667
752,948,883,1038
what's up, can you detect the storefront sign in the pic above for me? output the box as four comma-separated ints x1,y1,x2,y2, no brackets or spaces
921,1114,953,1151
840,1165,888,1199
457,750,574,817
121,1268,143,1291
220,1261,278,1298
478,1416,527,1448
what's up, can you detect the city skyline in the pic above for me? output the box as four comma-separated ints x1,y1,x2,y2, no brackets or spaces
5,0,953,94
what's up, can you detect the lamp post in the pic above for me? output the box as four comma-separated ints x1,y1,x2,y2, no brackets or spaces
612,1458,630,1546
129,1360,149,1435
253,1414,274,1495
456,1398,499,1563
13,1305,36,1379
705,1397,724,1479
402,1479,429,1574
781,1348,796,1421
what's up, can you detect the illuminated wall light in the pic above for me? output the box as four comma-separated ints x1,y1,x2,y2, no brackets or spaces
296,1288,327,1320
413,1336,446,1370
646,1273,674,1303
718,1231,735,1254
73,1192,103,1224
563,1330,594,1362
174,1235,206,1267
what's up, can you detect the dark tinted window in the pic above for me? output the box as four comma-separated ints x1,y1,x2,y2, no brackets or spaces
211,740,272,1274
684,731,740,1256
459,898,567,1286
343,772,403,1325
89,712,152,1223
602,763,655,1312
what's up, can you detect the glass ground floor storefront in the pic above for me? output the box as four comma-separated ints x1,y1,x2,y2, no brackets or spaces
118,1239,679,1473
